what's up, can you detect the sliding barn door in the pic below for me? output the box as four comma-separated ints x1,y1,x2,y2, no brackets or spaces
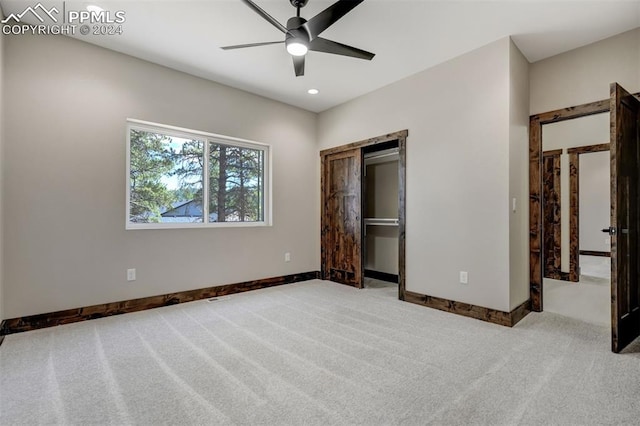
610,83,640,353
321,149,363,288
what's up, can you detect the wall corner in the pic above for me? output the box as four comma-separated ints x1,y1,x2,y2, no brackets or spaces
0,25,5,322
508,38,531,311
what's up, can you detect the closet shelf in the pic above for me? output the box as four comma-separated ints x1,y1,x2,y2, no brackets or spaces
364,218,399,226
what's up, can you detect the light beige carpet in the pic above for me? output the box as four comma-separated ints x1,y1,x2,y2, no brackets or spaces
1,280,639,425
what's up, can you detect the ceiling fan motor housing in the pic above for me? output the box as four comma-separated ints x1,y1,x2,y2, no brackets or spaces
286,16,311,42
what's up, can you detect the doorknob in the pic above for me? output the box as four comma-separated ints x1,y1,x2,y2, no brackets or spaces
602,227,617,235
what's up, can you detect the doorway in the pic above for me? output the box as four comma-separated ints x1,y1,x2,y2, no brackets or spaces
529,83,640,353
541,114,611,325
320,130,407,299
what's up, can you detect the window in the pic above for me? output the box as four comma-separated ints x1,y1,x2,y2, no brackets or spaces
126,119,270,229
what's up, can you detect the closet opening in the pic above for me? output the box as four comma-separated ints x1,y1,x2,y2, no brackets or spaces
363,141,400,289
320,130,407,299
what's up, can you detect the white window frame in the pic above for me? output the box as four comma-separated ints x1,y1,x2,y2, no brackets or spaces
126,119,272,230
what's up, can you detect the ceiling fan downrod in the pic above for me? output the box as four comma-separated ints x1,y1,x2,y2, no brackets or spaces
290,0,308,17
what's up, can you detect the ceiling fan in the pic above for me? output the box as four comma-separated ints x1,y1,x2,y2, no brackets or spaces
221,0,375,77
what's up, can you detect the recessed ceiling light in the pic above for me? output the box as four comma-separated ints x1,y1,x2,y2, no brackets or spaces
308,89,319,95
86,5,104,13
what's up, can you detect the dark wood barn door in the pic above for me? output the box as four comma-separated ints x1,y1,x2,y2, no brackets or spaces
321,149,363,288
610,83,640,353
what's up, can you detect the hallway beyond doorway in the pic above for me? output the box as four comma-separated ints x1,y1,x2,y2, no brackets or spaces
544,255,610,326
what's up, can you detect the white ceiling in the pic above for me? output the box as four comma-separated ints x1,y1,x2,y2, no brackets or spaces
1,0,639,112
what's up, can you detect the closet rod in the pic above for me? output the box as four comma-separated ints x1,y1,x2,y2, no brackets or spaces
364,151,398,161
364,218,399,226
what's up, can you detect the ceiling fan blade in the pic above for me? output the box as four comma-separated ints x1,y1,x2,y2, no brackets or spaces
293,55,305,77
240,0,288,34
302,0,364,39
309,37,375,60
221,41,284,50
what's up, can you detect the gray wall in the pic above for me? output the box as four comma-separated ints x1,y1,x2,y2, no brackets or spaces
530,28,640,114
0,24,4,322
3,34,320,319
318,37,529,313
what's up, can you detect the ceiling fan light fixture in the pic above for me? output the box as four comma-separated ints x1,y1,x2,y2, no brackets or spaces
308,89,319,95
286,39,308,56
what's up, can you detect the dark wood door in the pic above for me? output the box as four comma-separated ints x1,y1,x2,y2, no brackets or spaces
321,149,363,288
543,151,562,279
610,83,640,353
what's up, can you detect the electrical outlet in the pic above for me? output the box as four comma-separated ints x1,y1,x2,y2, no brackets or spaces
285,252,291,262
459,271,468,284
127,268,136,281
